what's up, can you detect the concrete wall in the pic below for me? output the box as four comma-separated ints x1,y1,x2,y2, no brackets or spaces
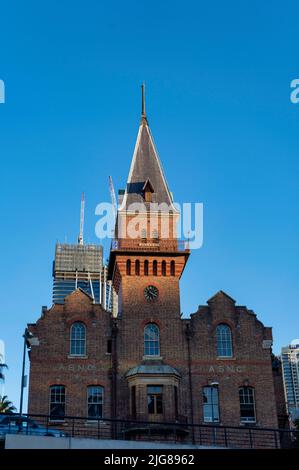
5,434,207,449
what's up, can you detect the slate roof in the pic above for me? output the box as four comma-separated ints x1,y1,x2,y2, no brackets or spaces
125,363,181,378
120,116,178,213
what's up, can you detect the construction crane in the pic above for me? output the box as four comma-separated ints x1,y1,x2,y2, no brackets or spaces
78,192,85,245
109,176,117,219
109,176,117,239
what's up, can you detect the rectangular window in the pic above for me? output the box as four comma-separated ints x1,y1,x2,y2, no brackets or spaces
239,387,256,423
49,385,65,420
144,324,160,356
147,385,163,414
87,386,104,419
202,386,220,423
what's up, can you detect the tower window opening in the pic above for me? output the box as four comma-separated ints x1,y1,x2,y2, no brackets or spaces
135,260,140,276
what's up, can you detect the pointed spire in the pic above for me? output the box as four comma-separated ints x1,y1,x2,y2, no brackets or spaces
120,86,177,212
78,192,85,245
141,83,147,123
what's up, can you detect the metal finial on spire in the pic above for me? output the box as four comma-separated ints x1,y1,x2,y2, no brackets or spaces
78,192,85,245
141,83,146,117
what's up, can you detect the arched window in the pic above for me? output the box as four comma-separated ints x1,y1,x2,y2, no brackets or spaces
170,260,175,276
87,385,104,419
153,260,158,276
49,385,65,420
135,259,140,276
144,323,160,356
126,259,131,275
216,324,233,358
144,260,149,276
239,387,256,423
162,260,166,276
70,322,86,356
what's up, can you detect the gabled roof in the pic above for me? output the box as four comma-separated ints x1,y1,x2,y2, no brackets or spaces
142,178,155,193
119,103,178,213
207,290,236,304
64,287,94,303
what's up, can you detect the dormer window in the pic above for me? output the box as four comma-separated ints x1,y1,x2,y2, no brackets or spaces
142,179,154,203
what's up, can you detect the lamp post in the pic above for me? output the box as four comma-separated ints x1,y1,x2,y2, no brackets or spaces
19,328,32,415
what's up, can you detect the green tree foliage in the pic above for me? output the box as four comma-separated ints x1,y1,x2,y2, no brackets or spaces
0,395,16,414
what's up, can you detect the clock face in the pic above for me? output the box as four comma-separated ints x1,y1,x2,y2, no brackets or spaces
144,285,159,301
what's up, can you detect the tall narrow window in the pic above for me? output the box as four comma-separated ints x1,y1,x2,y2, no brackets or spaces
153,260,158,276
162,260,166,276
141,229,147,239
144,260,149,276
87,386,104,419
170,260,175,276
49,385,65,420
135,260,140,276
239,387,256,423
144,323,160,356
152,229,159,240
70,322,86,356
202,386,220,423
131,386,136,418
126,259,131,275
147,385,163,414
216,324,233,358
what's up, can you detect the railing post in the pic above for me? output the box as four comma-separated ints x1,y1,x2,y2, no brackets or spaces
72,418,75,438
224,426,228,448
212,426,216,446
249,428,253,449
274,430,278,449
97,418,100,439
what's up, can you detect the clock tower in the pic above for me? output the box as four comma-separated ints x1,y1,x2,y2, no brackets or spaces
108,86,191,424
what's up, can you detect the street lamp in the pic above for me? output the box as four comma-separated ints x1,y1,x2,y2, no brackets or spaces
19,328,33,415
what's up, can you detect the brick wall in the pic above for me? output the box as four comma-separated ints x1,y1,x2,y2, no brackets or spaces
28,286,279,431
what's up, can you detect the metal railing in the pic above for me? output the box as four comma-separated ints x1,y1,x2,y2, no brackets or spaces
1,413,298,449
111,238,189,252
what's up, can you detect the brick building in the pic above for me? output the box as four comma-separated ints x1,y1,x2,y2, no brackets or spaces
27,90,279,438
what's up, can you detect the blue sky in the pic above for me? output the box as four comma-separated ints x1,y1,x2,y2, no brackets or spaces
0,1,298,411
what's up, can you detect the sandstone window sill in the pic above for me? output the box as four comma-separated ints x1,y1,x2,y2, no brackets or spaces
142,355,163,361
67,355,89,359
240,421,257,426
216,357,236,361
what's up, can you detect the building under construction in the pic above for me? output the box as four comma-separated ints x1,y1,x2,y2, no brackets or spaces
52,194,117,314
